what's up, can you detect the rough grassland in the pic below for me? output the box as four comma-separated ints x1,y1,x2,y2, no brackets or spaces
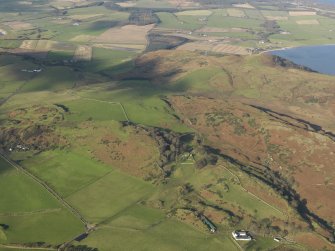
62,98,126,122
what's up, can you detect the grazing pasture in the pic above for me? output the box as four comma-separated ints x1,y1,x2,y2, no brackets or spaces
0,159,59,213
156,12,203,30
0,210,84,245
0,158,84,245
21,66,77,92
23,150,113,197
79,219,238,251
66,170,153,222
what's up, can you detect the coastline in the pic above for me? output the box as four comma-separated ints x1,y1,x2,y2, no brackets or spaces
260,44,335,76
259,43,335,55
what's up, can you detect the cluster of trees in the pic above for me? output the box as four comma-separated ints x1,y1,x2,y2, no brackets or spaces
248,218,283,237
129,10,159,25
0,224,9,230
193,136,218,169
61,245,98,251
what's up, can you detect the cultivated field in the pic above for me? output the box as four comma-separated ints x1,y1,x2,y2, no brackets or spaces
93,24,154,50
177,41,250,55
176,10,212,16
227,8,246,18
296,19,320,25
115,1,136,7
4,21,33,30
233,3,255,9
73,45,92,61
289,11,317,16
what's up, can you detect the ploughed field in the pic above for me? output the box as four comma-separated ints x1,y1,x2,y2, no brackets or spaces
1,0,335,251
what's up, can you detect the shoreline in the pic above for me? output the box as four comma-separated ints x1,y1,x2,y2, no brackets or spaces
260,44,335,76
259,43,335,55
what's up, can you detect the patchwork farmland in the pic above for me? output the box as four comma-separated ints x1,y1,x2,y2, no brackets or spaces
0,0,335,250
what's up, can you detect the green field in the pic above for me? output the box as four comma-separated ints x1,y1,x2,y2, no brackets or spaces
21,66,78,92
207,15,264,30
157,12,204,30
23,150,113,197
62,98,127,122
67,170,153,222
270,15,335,46
0,159,59,213
0,158,84,245
84,48,136,74
0,210,84,245
80,219,239,251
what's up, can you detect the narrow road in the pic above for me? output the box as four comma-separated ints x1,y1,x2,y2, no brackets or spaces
0,244,56,250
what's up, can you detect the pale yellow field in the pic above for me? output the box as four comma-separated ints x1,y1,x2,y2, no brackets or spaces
115,1,136,7
93,43,144,50
212,44,249,55
265,16,288,21
73,45,92,61
19,1,32,5
70,35,95,42
176,10,212,16
35,40,57,51
232,3,255,9
93,24,154,50
20,40,37,50
0,29,7,35
296,19,319,25
169,0,199,7
70,14,104,21
20,40,61,51
51,0,91,9
196,27,247,33
289,11,316,16
227,8,246,17
4,21,33,30
177,41,250,55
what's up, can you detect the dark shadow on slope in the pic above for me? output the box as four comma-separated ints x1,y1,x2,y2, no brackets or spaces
204,145,335,241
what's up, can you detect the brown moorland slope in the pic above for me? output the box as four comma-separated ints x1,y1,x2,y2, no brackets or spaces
128,50,335,241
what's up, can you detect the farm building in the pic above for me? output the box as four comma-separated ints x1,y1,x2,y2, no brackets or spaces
232,230,252,241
